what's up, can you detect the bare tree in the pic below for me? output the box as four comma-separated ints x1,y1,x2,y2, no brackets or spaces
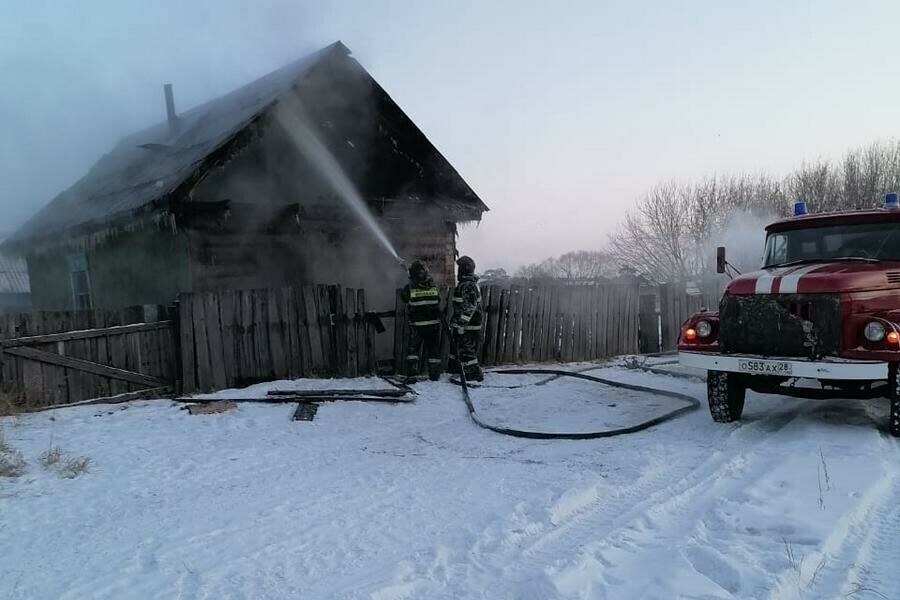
607,139,900,283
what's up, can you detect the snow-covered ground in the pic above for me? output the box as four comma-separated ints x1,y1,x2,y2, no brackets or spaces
2,361,899,599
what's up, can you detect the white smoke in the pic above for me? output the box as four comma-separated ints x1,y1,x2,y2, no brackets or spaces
708,210,776,274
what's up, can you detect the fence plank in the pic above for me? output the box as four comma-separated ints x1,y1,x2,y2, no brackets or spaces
519,287,534,363
191,294,212,392
219,291,238,387
482,286,499,366
267,288,287,380
203,293,227,391
345,288,358,378
282,288,299,379
332,286,348,377
317,286,335,376
302,286,323,374
359,289,374,375
5,346,168,388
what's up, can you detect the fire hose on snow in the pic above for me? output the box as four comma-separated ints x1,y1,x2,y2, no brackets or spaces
448,336,701,440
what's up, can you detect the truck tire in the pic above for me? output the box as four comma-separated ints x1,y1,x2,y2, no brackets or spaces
707,370,745,423
891,366,900,437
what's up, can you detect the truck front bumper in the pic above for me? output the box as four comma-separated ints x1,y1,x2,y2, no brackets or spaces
679,351,889,380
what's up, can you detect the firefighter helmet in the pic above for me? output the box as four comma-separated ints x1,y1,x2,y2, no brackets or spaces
456,255,476,275
408,260,429,282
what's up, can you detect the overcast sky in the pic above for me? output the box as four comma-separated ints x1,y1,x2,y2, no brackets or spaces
2,0,899,270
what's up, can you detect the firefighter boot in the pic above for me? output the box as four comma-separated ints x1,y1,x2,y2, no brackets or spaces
464,364,484,382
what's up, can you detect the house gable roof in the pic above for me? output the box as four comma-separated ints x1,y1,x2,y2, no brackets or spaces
8,42,486,249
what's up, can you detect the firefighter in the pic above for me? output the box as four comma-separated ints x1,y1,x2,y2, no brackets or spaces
401,260,442,381
450,255,484,382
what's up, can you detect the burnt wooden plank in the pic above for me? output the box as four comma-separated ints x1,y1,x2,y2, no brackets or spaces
284,287,301,379
26,386,172,412
292,402,319,422
178,295,197,393
331,286,348,377
296,287,313,377
254,289,272,380
267,288,287,380
237,290,254,382
302,286,324,374
219,291,238,387
318,286,336,376
191,294,212,392
345,288,358,377
203,293,227,391
359,289,375,375
5,346,168,388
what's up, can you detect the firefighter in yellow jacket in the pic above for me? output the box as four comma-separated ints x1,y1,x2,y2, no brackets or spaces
400,260,442,381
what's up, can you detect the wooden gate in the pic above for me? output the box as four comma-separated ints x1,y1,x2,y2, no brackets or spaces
0,306,177,410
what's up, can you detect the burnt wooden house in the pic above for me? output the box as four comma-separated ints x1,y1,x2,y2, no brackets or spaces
5,42,487,311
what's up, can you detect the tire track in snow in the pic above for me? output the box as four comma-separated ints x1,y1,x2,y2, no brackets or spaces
536,407,896,600
777,435,900,600
463,400,805,596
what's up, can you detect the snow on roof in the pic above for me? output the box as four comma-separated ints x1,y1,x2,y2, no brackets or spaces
8,41,488,250
6,42,343,246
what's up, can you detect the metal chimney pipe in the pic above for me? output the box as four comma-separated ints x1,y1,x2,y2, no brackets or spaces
164,83,177,134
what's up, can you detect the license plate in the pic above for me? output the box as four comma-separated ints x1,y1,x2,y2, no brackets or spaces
738,359,793,375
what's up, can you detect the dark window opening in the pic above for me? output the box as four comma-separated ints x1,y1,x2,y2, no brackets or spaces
67,253,93,310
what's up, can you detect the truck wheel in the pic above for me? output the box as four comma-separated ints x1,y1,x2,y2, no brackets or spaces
707,370,745,423
890,367,900,437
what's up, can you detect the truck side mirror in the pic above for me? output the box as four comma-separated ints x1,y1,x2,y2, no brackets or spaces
716,246,727,274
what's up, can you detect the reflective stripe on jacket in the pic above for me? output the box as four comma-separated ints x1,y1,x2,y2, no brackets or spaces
402,279,441,328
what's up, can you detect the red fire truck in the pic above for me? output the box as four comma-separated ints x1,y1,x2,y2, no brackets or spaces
679,194,900,437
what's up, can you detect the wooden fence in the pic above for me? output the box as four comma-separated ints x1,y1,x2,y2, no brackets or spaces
179,285,376,393
0,280,711,409
393,283,640,370
0,305,176,409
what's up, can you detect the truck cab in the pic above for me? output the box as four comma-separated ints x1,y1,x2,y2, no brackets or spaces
679,195,900,436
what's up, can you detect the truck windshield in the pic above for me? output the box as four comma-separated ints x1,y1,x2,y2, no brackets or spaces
764,222,900,266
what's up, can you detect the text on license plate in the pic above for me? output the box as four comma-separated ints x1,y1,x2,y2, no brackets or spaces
738,360,792,375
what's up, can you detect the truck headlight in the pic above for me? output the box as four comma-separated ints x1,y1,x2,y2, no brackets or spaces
864,321,885,342
696,320,712,338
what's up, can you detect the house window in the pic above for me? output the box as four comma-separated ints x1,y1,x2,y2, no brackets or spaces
67,253,93,310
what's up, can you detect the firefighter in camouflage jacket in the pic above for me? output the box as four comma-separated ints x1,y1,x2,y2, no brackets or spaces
400,260,442,381
450,255,484,382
